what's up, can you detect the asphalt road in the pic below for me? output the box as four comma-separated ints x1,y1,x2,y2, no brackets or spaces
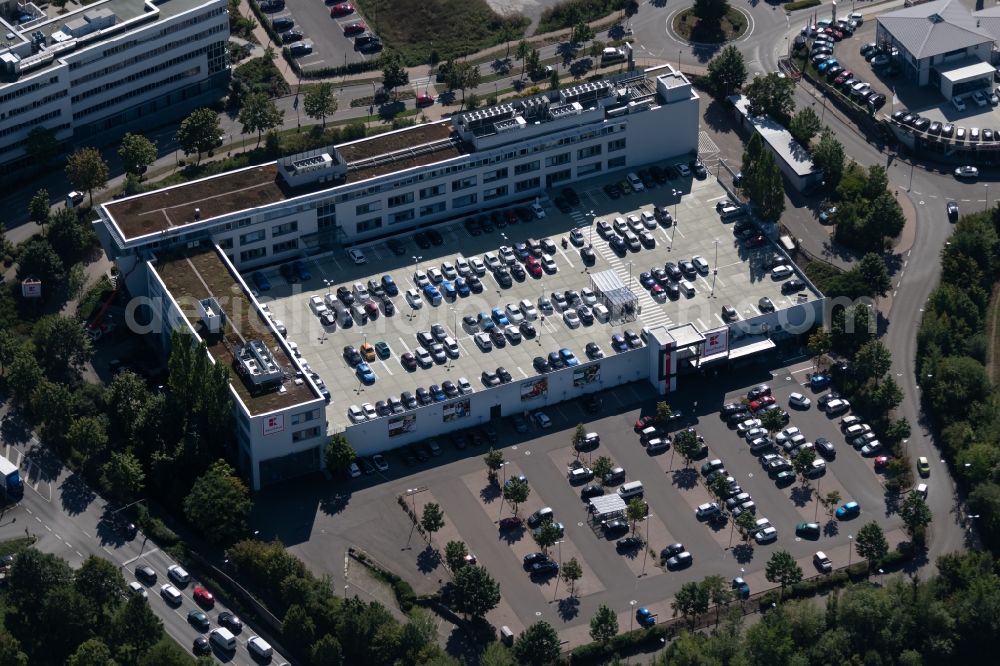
0,431,288,666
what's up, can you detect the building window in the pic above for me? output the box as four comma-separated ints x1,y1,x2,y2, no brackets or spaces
389,209,415,225
240,230,265,244
578,145,602,159
419,184,445,199
272,221,298,237
218,238,233,249
388,192,414,207
578,162,602,177
356,201,382,215
240,247,266,262
291,409,320,425
452,176,477,191
515,177,540,193
452,193,478,208
273,239,299,253
483,186,508,201
608,138,627,152
356,217,383,233
547,169,571,185
292,426,322,442
483,167,508,183
608,156,626,169
420,202,446,216
514,160,539,175
545,152,571,167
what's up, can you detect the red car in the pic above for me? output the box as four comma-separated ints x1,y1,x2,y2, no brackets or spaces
499,516,522,530
193,585,215,608
527,263,542,278
343,21,365,35
874,455,892,470
415,93,435,107
750,396,776,412
634,415,656,433
330,2,354,17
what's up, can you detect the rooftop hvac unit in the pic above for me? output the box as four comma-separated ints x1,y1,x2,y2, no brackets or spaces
197,297,225,333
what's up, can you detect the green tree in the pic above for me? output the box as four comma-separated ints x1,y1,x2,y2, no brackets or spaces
444,540,469,571
117,133,157,178
793,447,817,485
6,350,43,406
283,603,316,648
102,450,145,502
533,521,562,554
420,502,445,545
673,580,710,626
788,107,821,146
239,92,283,147
549,68,560,91
808,328,832,367
750,150,786,222
656,401,673,424
311,634,343,666
740,131,765,201
760,407,786,435
707,44,747,97
29,188,50,226
137,641,198,666
324,433,355,476
67,638,116,666
65,147,109,207
822,490,842,519
515,39,531,81
674,428,700,466
744,72,796,123
74,555,125,616
572,423,587,451
176,108,221,164
526,48,541,79
513,621,560,666
33,314,92,381
856,340,893,384
7,550,74,622
451,565,501,618
859,253,892,297
25,126,59,165
591,455,615,480
502,477,529,516
765,549,803,596
709,473,731,500
47,208,92,265
626,497,647,531
561,557,583,596
813,129,845,189
831,303,875,356
66,415,108,466
381,51,409,99
183,459,251,544
702,574,732,623
693,0,730,23
0,630,28,666
484,448,504,484
734,510,758,544
864,191,907,251
589,604,618,642
900,492,932,540
0,330,19,377
571,20,594,45
886,418,912,446
303,82,338,127
480,641,515,666
855,521,888,573
111,594,162,658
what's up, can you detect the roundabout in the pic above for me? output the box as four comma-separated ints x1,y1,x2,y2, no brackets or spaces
670,6,750,45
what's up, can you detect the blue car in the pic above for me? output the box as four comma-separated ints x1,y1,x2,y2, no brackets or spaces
440,280,456,299
611,334,628,353
429,384,446,402
835,501,860,520
732,576,750,598
818,58,838,72
559,348,579,367
422,283,441,304
636,607,656,628
491,307,510,326
810,374,831,389
381,274,398,296
355,362,377,385
292,260,311,281
478,312,496,331
504,474,527,488
251,271,271,291
639,272,656,288
455,277,470,296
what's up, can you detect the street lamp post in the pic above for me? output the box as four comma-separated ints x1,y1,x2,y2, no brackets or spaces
710,239,719,297
588,209,596,248
627,261,633,292
848,535,853,567
986,184,991,211
640,516,650,576
629,599,637,632
324,279,333,296
551,540,564,601
404,488,420,549
670,189,680,251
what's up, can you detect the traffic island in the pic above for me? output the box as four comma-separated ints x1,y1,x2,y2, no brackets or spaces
671,8,748,45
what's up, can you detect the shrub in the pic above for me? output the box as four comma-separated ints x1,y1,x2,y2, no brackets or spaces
784,0,821,9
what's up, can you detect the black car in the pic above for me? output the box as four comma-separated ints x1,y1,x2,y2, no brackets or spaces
426,229,444,246
690,160,708,179
218,611,243,633
495,270,513,288
562,187,581,205
664,262,682,281
580,246,596,265
580,484,604,499
193,636,211,656
442,380,459,397
343,345,361,365
281,29,303,43
523,552,549,568
135,565,157,585
815,437,837,458
616,536,643,551
585,342,603,359
747,384,771,400
497,367,512,383
520,320,536,339
660,543,685,560
530,560,559,576
387,238,407,256
603,183,622,199
337,286,354,305
416,387,433,405
414,231,432,249
782,279,806,294
510,263,526,281
468,275,484,293
464,217,482,236
947,201,959,222
401,391,418,409
554,197,571,213
533,356,551,373
490,328,506,348
547,351,565,369
603,519,629,536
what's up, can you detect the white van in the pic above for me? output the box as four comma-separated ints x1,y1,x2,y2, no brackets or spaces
646,438,669,454
159,583,183,605
248,635,273,659
618,480,644,499
679,279,695,297
210,627,236,652
601,47,626,65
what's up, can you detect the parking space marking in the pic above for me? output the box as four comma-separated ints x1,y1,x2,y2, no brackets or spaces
557,248,575,268
378,358,394,376
706,194,727,202
696,317,707,329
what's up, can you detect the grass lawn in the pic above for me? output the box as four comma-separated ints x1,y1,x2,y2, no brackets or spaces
672,8,747,44
354,0,528,66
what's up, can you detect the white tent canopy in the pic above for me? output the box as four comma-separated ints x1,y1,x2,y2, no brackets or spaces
589,493,626,520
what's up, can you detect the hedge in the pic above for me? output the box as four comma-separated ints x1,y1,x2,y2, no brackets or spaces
571,624,676,664
784,0,821,10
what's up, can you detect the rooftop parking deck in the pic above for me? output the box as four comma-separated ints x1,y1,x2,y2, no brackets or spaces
247,168,818,431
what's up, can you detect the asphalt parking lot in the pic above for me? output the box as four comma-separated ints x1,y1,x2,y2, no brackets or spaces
262,0,375,72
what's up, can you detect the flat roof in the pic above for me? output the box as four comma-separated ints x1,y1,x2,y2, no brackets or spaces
730,95,815,178
250,169,819,431
154,247,319,415
940,59,995,82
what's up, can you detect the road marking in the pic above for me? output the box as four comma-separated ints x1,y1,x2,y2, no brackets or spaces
706,194,727,202
123,548,159,566
45,525,51,532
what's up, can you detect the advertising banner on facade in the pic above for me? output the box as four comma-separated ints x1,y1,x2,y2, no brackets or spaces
520,377,548,401
388,413,416,437
703,327,729,357
572,364,601,387
442,398,471,422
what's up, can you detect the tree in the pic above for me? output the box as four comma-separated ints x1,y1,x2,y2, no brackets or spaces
702,574,732,623
480,641,515,666
303,82,337,127
33,314,92,381
381,51,409,99
750,150,785,222
29,189,50,226
765,550,803,596
65,147,109,206
102,450,145,502
561,557,583,596
444,540,469,571
693,0,730,23
324,433,355,476
589,604,618,643
740,131,765,200
900,492,932,540
624,0,640,25
513,621,560,666
484,448,504,484
451,565,500,618
571,21,594,45
822,490,842,519
673,580,710,626
239,92,283,147
793,448,817,485
66,639,116,666
176,108,221,164
592,455,615,480
549,68,560,91
47,207,92,264
311,635,343,666
6,351,43,406
709,473,731,500
855,521,888,573
864,192,907,251
808,328,832,367
813,129,845,189
707,45,747,97
183,459,251,544
744,72,796,123
760,407,786,435
526,48,541,80
856,340,893,384
788,107,822,146
118,133,157,178
25,126,59,165
283,603,316,647
859,253,892,297
515,39,530,81
420,502,445,545
656,401,673,424
66,415,108,466
74,556,125,616
886,418,911,446
674,429,700,466
111,594,162,657
831,303,875,356
7,549,74,621
572,423,587,451
136,640,194,666
501,477,529,515
734,510,758,544
533,521,562,553
626,497,647,531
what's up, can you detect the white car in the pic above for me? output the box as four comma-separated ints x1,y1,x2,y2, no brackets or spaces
776,426,801,444
627,172,645,192
505,303,524,324
736,418,762,435
772,265,793,279
441,261,457,280
499,245,516,265
458,377,473,394
309,295,328,316
348,248,367,265
484,252,502,271
348,405,366,423
531,202,546,219
534,411,552,428
427,267,443,283
563,310,581,328
349,462,361,478
414,347,433,368
405,288,423,309
414,270,430,287
128,581,148,598
692,255,709,273
455,256,472,276
167,564,190,585
469,256,487,275
352,282,369,301
581,288,597,305
362,403,377,420
640,211,657,229
519,298,538,320
593,303,610,322
677,163,692,177
754,526,778,544
789,392,811,408
954,165,979,179
541,255,557,273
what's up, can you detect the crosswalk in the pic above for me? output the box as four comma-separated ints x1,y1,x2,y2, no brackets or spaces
591,238,674,330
